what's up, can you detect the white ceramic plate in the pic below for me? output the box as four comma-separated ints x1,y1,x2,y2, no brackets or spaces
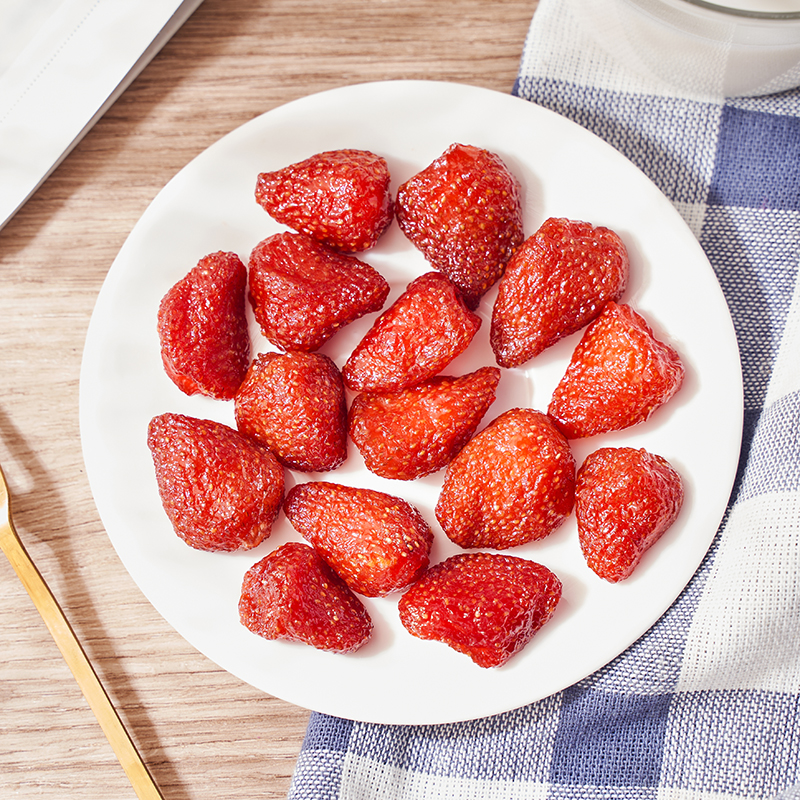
79,80,743,725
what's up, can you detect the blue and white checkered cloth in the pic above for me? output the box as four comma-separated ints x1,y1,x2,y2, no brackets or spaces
287,1,800,796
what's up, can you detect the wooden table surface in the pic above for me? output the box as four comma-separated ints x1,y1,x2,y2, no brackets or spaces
0,1,537,798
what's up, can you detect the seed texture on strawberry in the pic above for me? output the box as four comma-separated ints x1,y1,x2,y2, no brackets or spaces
435,407,575,550
398,552,562,668
157,251,250,400
235,351,347,472
396,143,524,308
342,271,481,393
548,301,685,439
255,149,394,253
575,447,684,582
147,413,284,552
283,482,434,597
490,218,629,367
248,232,389,352
239,542,373,653
349,366,501,480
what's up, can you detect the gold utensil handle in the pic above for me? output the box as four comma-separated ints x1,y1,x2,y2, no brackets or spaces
0,518,165,800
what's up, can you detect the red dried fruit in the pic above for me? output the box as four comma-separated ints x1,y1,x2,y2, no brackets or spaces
342,271,481,393
255,149,394,253
235,351,347,472
548,301,685,439
248,232,389,352
283,482,434,597
349,366,501,480
398,552,562,668
147,413,284,552
157,251,250,400
575,447,684,582
490,218,629,367
435,408,575,550
396,143,524,308
239,542,373,653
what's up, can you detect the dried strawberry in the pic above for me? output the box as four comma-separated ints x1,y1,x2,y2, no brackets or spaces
248,232,389,352
342,271,481,393
235,351,347,472
398,552,562,668
157,251,250,400
349,367,501,480
435,407,575,550
255,149,394,253
396,143,524,308
283,482,434,597
490,218,629,367
548,301,685,439
147,413,284,552
239,542,373,653
575,447,684,582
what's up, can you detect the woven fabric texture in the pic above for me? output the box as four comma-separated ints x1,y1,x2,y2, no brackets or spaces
287,2,800,796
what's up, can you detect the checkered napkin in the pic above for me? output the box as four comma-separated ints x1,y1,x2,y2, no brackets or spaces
287,1,800,796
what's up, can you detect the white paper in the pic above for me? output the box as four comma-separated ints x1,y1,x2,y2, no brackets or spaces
0,0,205,230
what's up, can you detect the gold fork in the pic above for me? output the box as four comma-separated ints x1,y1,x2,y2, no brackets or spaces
0,461,165,799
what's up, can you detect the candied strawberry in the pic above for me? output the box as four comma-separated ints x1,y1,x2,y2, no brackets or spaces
396,143,524,308
342,271,481,392
548,301,685,439
490,218,629,367
147,413,284,552
157,251,250,400
398,552,562,668
435,407,575,550
255,149,394,253
575,447,684,582
239,542,373,653
283,482,434,597
248,232,389,352
349,366,501,480
235,351,347,472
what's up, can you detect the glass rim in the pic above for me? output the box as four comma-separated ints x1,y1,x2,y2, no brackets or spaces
678,0,800,18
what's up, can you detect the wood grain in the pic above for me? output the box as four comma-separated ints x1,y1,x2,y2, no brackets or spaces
0,1,536,797
1,465,164,799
